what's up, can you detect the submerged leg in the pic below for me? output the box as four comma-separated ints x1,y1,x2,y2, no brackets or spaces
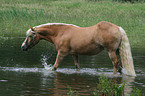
72,55,80,71
52,51,67,71
118,58,122,74
108,51,119,74
116,49,122,73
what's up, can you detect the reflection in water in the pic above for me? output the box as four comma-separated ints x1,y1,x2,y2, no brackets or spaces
123,76,135,96
41,55,53,70
0,66,136,95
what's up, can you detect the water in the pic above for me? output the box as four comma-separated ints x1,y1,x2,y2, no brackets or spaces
0,37,145,96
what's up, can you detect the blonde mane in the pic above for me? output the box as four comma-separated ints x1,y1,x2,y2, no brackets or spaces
26,23,79,35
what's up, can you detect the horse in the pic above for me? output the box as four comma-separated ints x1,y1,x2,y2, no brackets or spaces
21,21,136,76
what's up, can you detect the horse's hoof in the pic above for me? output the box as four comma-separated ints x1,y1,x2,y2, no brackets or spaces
52,67,57,71
76,68,80,71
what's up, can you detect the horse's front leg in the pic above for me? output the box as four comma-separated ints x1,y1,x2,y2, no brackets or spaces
72,55,80,71
52,51,67,71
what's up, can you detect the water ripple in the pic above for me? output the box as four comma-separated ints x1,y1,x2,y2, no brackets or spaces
0,66,123,77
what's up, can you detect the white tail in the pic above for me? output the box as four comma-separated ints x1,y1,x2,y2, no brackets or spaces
119,27,136,76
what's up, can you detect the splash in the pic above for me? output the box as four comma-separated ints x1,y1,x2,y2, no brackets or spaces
43,63,53,70
41,55,53,70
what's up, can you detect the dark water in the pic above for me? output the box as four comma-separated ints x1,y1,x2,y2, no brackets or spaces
0,37,145,96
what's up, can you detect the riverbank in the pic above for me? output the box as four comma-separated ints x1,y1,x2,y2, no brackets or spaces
0,0,144,47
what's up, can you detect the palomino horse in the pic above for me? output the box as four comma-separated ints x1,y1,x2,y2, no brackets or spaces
21,21,136,76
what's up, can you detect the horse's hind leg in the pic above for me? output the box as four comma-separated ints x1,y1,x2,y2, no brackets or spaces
116,49,122,73
118,58,122,74
108,51,119,74
72,55,80,71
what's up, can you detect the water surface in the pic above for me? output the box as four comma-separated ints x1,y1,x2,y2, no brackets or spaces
0,37,145,96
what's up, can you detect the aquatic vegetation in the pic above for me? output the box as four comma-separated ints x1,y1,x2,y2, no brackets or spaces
68,86,79,96
132,87,143,96
93,75,143,96
68,75,144,96
93,75,125,96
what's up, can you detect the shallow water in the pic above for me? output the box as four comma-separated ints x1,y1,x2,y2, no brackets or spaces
0,37,145,95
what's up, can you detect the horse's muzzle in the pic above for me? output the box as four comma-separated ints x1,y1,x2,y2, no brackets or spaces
21,45,28,51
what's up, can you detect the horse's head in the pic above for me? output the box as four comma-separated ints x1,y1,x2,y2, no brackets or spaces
21,26,40,51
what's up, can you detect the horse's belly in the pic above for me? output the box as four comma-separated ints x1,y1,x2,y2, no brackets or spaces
71,44,103,55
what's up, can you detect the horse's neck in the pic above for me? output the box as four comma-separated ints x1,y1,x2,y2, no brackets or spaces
38,26,63,43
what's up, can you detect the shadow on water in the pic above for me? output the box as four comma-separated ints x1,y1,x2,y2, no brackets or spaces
0,37,145,95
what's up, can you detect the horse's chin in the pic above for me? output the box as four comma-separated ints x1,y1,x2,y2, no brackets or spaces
22,48,28,51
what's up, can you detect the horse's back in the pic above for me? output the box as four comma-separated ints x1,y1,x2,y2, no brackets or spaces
57,21,121,55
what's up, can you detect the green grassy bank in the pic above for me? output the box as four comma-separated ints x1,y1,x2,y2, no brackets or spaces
0,0,145,47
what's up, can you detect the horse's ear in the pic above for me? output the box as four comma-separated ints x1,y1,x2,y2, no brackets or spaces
29,26,35,31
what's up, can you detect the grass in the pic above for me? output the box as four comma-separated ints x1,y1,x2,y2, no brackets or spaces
113,0,145,3
0,0,145,47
